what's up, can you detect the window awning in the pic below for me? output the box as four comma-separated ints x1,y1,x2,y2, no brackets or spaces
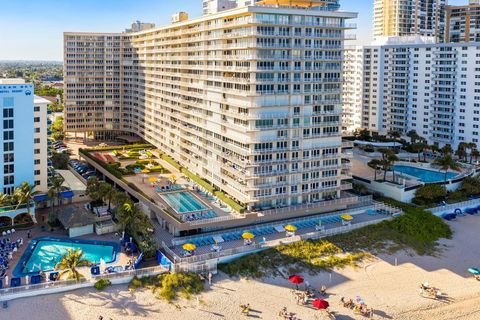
60,191,75,198
34,194,49,202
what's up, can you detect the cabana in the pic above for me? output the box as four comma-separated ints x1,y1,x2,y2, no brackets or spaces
57,205,96,237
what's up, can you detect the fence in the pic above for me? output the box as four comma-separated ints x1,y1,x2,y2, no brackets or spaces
0,265,168,301
429,198,480,216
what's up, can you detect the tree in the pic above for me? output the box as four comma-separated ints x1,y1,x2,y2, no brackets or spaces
86,176,103,204
47,174,67,224
51,152,70,169
460,176,480,196
367,159,382,180
14,182,35,223
101,183,116,212
388,130,401,142
353,128,371,141
456,142,469,162
441,144,453,156
56,248,91,281
434,154,461,184
0,193,12,207
413,184,448,206
378,148,399,182
406,130,420,144
470,149,480,164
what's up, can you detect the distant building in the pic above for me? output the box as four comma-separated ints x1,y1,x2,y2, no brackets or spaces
373,0,446,42
125,21,155,33
445,0,480,43
0,79,48,194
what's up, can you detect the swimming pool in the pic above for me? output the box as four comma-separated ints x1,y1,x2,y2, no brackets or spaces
159,191,209,214
393,165,458,183
14,237,118,277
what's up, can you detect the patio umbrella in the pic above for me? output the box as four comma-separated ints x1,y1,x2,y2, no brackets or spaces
141,169,150,173
148,177,157,183
242,232,255,239
284,225,297,232
340,214,353,221
288,274,304,289
312,299,329,310
182,243,196,251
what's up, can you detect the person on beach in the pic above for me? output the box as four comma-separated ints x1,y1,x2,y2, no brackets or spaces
320,285,327,296
240,303,250,316
208,272,212,285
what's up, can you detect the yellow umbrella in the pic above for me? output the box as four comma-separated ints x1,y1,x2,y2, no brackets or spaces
169,174,176,180
341,214,353,221
284,225,297,232
141,169,150,173
148,177,157,183
182,243,196,251
242,232,255,239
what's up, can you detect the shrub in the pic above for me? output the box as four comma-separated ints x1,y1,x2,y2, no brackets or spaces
94,279,112,291
161,154,182,170
447,191,468,204
181,169,215,193
412,184,447,206
460,176,480,196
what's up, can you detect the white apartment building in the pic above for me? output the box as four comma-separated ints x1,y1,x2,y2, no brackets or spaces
342,46,363,134
0,79,49,194
64,0,357,212
343,40,480,150
373,0,447,42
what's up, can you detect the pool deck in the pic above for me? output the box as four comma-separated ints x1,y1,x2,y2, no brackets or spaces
1,215,134,286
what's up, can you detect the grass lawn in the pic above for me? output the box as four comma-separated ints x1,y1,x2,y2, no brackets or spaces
219,198,452,278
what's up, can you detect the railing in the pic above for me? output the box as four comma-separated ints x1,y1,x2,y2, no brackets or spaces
429,198,480,216
0,265,169,300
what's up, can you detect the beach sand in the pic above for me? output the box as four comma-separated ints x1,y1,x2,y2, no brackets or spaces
3,214,480,320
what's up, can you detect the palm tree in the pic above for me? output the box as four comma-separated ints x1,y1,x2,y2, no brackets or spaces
367,159,382,180
0,193,12,207
406,130,420,144
456,142,468,162
100,183,115,212
388,130,401,143
471,149,480,164
14,182,36,223
47,174,67,224
85,176,102,203
441,144,453,156
378,148,399,182
55,248,91,281
434,154,461,184
116,200,141,233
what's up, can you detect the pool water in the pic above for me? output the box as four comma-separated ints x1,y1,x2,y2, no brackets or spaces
160,191,209,214
18,239,116,275
393,165,457,183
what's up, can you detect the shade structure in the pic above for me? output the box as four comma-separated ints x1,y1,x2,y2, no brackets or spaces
141,169,150,173
242,232,255,239
148,177,158,183
340,214,353,221
284,224,297,232
182,243,196,251
169,174,177,180
312,299,329,310
288,274,304,285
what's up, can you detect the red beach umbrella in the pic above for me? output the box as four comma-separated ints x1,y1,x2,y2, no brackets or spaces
312,299,329,310
288,275,304,285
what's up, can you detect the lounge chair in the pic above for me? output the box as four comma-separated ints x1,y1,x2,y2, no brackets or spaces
49,272,59,281
90,265,101,275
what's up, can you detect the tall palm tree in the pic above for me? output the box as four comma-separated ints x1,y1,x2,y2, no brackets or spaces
100,183,115,211
0,193,12,207
367,159,382,180
14,182,36,223
434,154,461,184
117,200,142,233
56,248,91,281
442,144,453,156
388,130,401,143
85,176,102,203
47,174,67,224
471,149,480,164
406,130,420,144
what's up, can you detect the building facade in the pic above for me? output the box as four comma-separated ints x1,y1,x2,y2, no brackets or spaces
445,0,480,43
343,41,480,150
64,1,356,211
342,46,364,134
373,0,447,42
0,79,48,194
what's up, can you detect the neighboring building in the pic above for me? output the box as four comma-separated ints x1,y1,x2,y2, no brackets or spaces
203,0,237,15
342,40,480,150
373,0,447,42
445,0,480,43
64,0,357,212
342,46,364,134
0,79,48,194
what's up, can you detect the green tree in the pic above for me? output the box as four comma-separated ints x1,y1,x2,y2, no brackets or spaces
100,183,116,212
47,174,67,224
434,154,461,184
378,148,399,182
413,184,448,206
86,176,103,204
14,182,35,222
51,152,70,169
470,149,480,164
406,130,420,144
388,130,401,142
55,248,91,281
354,128,371,141
459,176,480,196
441,144,453,156
116,201,141,233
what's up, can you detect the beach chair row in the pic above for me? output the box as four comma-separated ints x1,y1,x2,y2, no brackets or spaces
191,237,216,247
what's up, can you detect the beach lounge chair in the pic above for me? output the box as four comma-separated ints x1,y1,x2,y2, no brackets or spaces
465,208,477,215
10,277,21,287
90,265,101,275
31,275,42,284
49,272,59,281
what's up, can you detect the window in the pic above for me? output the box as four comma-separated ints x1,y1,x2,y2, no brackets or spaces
3,153,13,163
34,106,40,112
34,117,40,123
34,159,40,165
34,138,40,144
3,142,13,151
3,131,13,140
3,120,13,129
34,149,40,154
34,170,41,175
2,108,13,118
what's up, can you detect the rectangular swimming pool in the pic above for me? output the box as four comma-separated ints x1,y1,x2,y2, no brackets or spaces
14,237,118,277
393,165,458,183
159,191,209,214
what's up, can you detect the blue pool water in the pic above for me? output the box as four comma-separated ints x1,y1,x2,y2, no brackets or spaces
160,191,209,214
14,237,117,277
393,165,458,183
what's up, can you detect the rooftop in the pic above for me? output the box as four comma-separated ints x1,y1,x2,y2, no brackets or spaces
0,78,26,84
57,169,87,192
57,204,96,229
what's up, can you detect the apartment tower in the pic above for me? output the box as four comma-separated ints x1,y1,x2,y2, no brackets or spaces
64,0,357,212
373,0,447,42
445,0,480,43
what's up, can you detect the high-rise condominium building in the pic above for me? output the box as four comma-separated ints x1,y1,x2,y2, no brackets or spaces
0,79,49,194
445,0,480,43
64,0,357,212
342,46,364,134
343,40,480,150
373,0,447,42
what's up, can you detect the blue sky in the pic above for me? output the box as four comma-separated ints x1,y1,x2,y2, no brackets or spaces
0,0,466,61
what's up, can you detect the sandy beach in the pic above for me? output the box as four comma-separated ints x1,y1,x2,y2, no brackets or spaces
3,214,480,320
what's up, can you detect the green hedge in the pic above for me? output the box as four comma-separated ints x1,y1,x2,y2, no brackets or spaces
84,144,153,152
181,169,215,193
161,154,182,170
215,191,246,213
